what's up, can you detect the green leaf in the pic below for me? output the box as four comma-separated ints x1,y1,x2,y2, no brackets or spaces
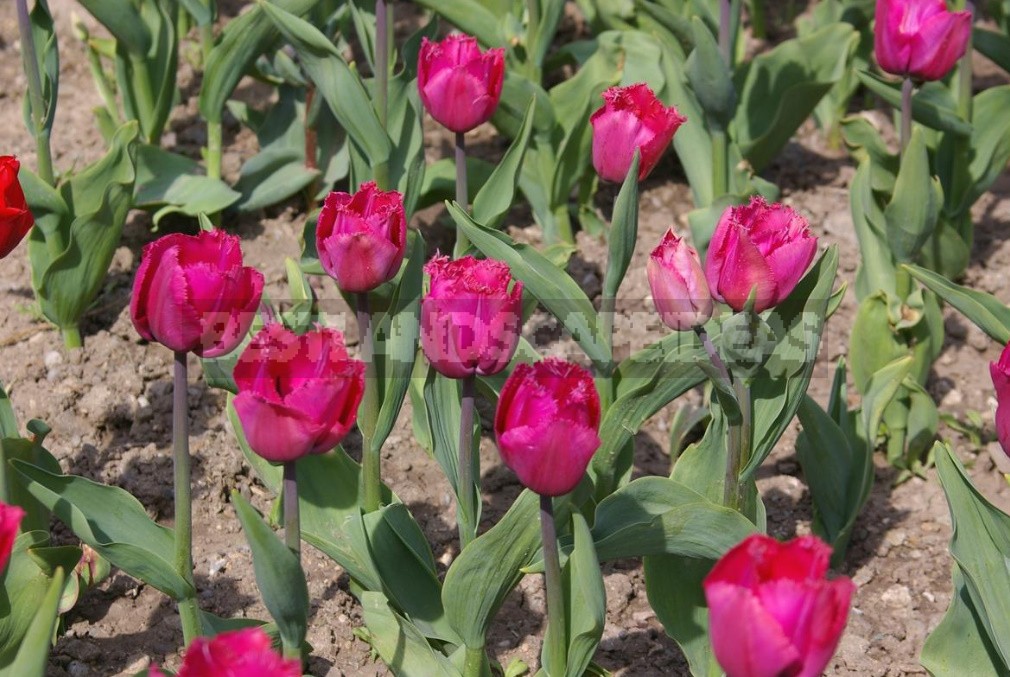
856,71,972,137
0,381,18,439
600,152,640,302
11,460,192,600
973,27,1010,75
2,437,61,534
560,513,605,677
472,97,537,230
134,145,240,219
905,264,1010,344
964,85,1010,210
884,128,942,263
686,17,736,127
231,492,308,654
4,566,64,677
77,0,150,54
360,592,461,677
408,0,507,50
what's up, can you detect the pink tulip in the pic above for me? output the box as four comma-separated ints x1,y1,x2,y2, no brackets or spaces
704,534,855,677
163,627,301,677
420,255,524,379
874,0,971,81
417,34,505,134
991,341,1010,457
0,502,25,572
705,197,817,314
130,230,264,358
0,156,34,259
316,181,407,294
494,359,601,496
233,324,365,463
648,229,713,331
590,83,687,183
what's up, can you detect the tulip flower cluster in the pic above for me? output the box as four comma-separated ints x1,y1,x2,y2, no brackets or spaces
874,0,971,82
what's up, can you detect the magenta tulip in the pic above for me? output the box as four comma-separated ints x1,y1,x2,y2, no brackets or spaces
130,230,264,358
417,34,505,134
705,197,818,314
590,83,686,183
648,228,713,331
0,156,34,260
233,324,365,463
316,181,407,294
704,534,855,677
874,0,971,81
150,627,301,677
0,502,24,573
991,341,1010,457
420,255,524,379
494,359,601,496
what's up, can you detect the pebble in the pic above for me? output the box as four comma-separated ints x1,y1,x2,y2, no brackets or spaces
881,584,912,609
939,388,963,407
68,661,90,677
44,350,63,368
852,567,875,587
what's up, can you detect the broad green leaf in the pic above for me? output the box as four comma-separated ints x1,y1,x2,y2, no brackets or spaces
77,0,149,54
686,17,735,127
884,128,942,263
559,513,605,677
905,264,1010,344
973,26,1010,75
4,566,64,677
2,437,61,534
856,72,972,137
361,592,461,677
235,153,319,212
0,381,17,439
417,157,496,211
964,86,1010,210
472,98,537,230
134,145,240,218
409,0,507,49
600,152,640,303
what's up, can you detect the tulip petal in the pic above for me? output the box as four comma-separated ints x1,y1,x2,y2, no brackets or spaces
498,421,600,496
715,225,777,312
144,246,205,353
233,392,325,463
907,10,971,81
706,582,803,677
763,236,818,306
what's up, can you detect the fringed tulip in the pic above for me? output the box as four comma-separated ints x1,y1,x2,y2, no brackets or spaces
418,34,505,134
991,342,1010,457
316,182,407,293
874,0,971,82
648,229,713,331
704,534,855,677
0,156,34,259
705,198,817,313
420,255,523,379
151,627,301,677
0,502,24,572
590,83,686,183
494,359,601,496
233,324,365,464
130,230,264,358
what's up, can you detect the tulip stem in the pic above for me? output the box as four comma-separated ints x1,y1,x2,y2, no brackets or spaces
711,127,729,200
375,0,390,131
454,132,470,258
900,77,913,157
457,375,478,549
17,0,55,186
357,293,382,514
206,119,223,182
282,461,300,559
462,646,485,677
539,494,567,676
694,326,731,390
62,327,82,350
724,377,752,514
173,351,201,646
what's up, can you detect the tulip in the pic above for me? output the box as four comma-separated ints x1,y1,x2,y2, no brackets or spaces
991,341,1010,457
150,627,301,677
648,229,713,331
874,0,971,82
130,230,264,358
417,34,505,134
705,197,818,314
494,359,601,496
233,324,365,464
420,255,524,379
704,534,855,677
590,83,687,183
0,156,34,259
0,502,24,573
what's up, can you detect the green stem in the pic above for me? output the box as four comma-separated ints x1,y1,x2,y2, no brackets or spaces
711,127,728,200
525,0,541,81
723,377,752,513
357,293,382,513
17,0,55,185
62,327,82,350
375,0,389,131
206,119,223,181
539,494,566,677
900,77,913,157
84,46,122,127
599,294,616,377
129,53,159,144
694,326,731,388
462,646,485,677
283,461,300,558
457,375,477,549
199,22,214,69
173,352,201,645
749,0,766,40
454,132,470,258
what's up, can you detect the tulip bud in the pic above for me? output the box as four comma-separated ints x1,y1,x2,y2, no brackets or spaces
705,197,818,314
0,502,25,573
232,324,365,464
420,255,524,379
316,181,407,294
874,0,971,82
0,156,35,259
991,341,1010,457
704,534,854,677
154,627,301,677
130,230,264,358
647,229,713,331
494,359,601,496
590,83,687,183
417,34,505,134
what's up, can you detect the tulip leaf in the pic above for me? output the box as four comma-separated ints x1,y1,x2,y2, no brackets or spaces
231,492,308,655
134,144,240,219
856,71,972,137
1,436,61,535
884,129,943,263
965,85,1010,210
408,0,507,51
449,203,610,370
235,151,320,213
904,264,1010,344
3,564,64,676
973,27,1010,75
0,381,17,439
77,0,150,55
361,592,461,677
550,512,605,677
472,97,537,230
0,532,67,667
848,157,896,298
686,17,736,127
600,152,640,304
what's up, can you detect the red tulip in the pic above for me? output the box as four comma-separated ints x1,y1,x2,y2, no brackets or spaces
131,230,264,357
316,181,407,294
154,627,301,677
704,534,854,677
648,229,713,331
991,341,1010,457
494,359,601,496
0,156,34,259
874,0,971,81
233,324,365,463
420,255,523,379
590,83,686,183
417,34,505,134
0,502,25,573
705,197,817,314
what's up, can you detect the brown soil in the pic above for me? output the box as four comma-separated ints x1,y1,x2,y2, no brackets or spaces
2,2,1010,676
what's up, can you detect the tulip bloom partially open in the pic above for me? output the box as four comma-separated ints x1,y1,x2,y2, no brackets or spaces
131,230,264,357
233,324,365,464
150,627,301,677
590,83,686,183
704,534,854,677
0,156,34,259
316,181,407,294
648,229,713,331
420,255,523,379
494,359,601,496
705,198,817,314
0,502,25,573
418,34,505,134
991,342,1010,457
874,0,971,82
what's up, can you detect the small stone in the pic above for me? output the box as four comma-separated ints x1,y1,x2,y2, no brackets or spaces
852,567,875,587
923,591,936,603
632,609,656,624
881,584,912,609
44,350,63,368
884,529,906,549
940,388,963,408
68,660,90,677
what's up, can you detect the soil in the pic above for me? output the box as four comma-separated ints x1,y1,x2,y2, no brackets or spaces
1,2,1009,676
